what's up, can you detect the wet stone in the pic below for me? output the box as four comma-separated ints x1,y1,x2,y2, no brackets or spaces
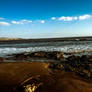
48,62,64,70
0,57,4,62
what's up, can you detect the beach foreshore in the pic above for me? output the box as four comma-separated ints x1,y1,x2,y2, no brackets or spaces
0,62,92,92
0,51,92,92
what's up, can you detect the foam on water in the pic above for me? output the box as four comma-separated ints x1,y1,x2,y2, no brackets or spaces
0,41,92,57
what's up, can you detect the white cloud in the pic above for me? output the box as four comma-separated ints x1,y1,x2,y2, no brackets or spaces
11,21,21,24
21,19,32,23
73,17,78,20
79,14,92,20
51,17,56,20
58,16,78,21
40,20,45,24
58,14,92,21
59,16,71,21
1,14,91,26
0,22,10,26
11,19,32,24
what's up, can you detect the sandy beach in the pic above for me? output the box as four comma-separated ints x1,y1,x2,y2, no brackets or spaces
0,61,92,92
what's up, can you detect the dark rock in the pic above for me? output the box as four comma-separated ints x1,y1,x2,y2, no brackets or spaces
48,62,64,70
45,52,57,59
80,55,92,63
33,52,46,58
0,57,4,62
14,53,26,60
80,55,88,64
56,52,65,61
82,69,91,78
88,64,92,72
26,55,31,60
66,55,80,68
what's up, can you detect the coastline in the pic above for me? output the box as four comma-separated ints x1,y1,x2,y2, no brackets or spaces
0,36,92,44
0,51,92,79
0,38,92,92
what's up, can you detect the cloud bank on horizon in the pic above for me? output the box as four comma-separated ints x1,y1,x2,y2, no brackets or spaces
0,14,92,26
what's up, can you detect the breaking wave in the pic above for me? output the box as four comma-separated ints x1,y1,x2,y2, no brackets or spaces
0,41,92,57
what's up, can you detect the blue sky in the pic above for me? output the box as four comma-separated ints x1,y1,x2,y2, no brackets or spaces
0,0,92,38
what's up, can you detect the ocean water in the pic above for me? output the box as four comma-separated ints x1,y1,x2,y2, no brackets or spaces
0,41,92,57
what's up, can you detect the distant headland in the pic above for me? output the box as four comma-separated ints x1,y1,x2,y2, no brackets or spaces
0,36,92,43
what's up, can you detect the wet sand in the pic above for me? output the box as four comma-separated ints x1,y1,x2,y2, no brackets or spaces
0,62,92,92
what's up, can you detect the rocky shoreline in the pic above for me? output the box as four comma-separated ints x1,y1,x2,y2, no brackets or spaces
0,51,92,79
0,51,92,92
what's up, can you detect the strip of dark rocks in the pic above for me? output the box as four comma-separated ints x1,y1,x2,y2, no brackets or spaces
0,51,92,79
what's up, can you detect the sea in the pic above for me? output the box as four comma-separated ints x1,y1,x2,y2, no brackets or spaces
0,40,92,57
